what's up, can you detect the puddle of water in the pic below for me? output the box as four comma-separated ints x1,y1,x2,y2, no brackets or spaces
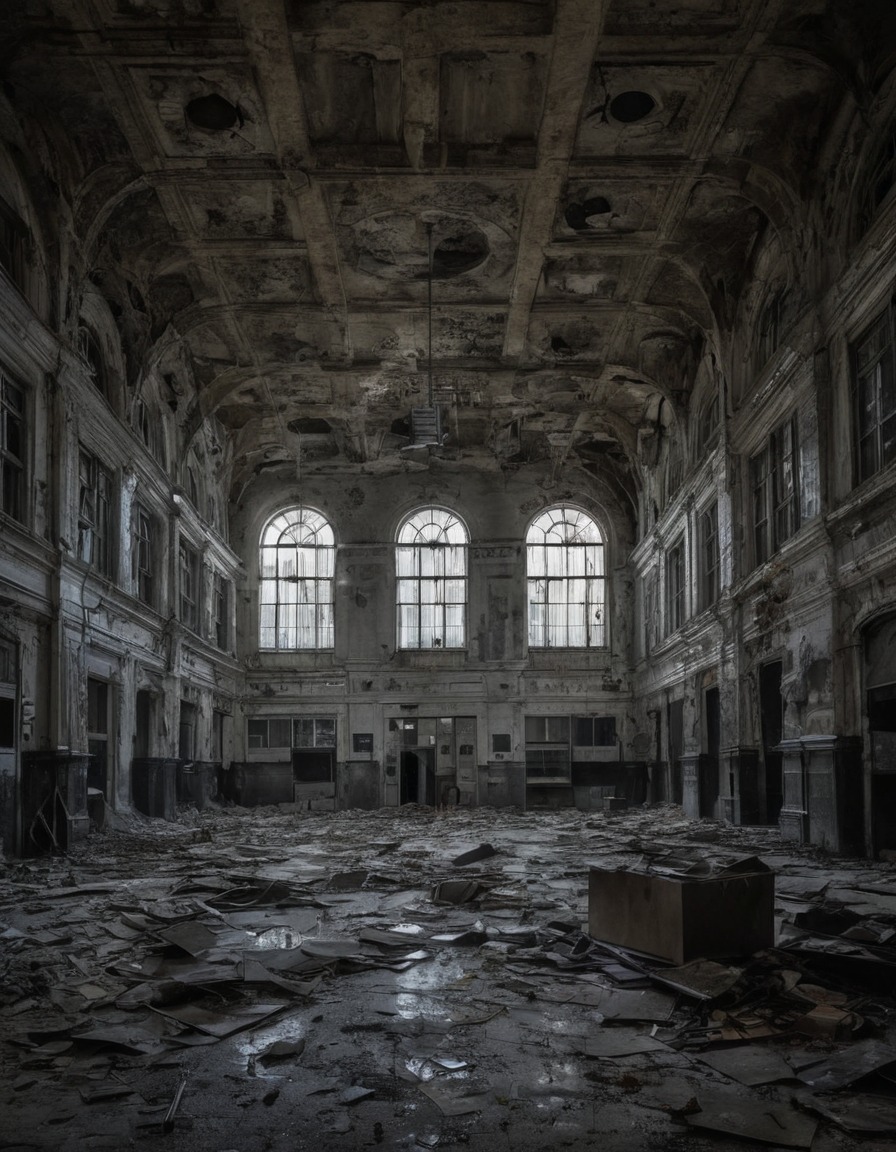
397,957,466,991
394,992,451,1020
251,926,298,949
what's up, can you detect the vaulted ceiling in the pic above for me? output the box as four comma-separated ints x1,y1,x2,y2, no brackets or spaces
2,0,892,501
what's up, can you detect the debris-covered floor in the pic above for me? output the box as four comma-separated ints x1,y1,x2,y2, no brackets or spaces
3,804,896,1152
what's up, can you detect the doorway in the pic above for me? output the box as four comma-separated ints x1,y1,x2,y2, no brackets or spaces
400,748,435,805
759,661,784,823
667,698,683,805
87,678,110,796
135,690,152,759
0,642,16,855
179,701,196,763
701,687,720,818
869,683,896,856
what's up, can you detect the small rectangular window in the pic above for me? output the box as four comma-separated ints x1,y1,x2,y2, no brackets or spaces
573,716,616,746
293,717,336,748
248,719,268,749
269,718,292,747
248,718,292,749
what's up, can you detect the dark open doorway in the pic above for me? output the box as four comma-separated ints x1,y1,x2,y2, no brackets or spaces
760,661,784,823
400,748,435,805
869,682,896,857
668,698,683,805
701,687,720,818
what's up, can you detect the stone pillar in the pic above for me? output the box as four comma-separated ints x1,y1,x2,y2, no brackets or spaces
721,746,760,825
680,752,700,819
776,737,806,842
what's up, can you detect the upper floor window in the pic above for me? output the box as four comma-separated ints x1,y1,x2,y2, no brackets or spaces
854,303,896,483
666,536,686,634
78,326,106,398
259,507,335,650
1,374,24,522
527,506,605,648
131,504,155,607
213,572,230,650
396,508,467,650
134,397,166,468
750,415,799,566
179,541,200,632
698,502,720,612
78,449,113,577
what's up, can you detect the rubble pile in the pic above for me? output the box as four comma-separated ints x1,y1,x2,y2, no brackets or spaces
1,804,895,1150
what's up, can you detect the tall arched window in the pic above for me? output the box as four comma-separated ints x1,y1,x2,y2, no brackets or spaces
527,506,605,648
259,508,335,650
396,508,467,649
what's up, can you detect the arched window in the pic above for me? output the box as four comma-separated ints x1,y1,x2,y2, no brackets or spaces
527,506,605,648
396,508,467,649
259,508,335,650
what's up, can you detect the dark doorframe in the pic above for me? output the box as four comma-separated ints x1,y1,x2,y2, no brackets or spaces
759,661,784,823
701,687,720,818
400,748,435,805
668,699,684,806
869,682,896,857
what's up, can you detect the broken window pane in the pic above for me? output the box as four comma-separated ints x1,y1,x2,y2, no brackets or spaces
527,506,605,648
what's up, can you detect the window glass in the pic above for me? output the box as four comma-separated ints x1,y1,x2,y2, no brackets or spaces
395,508,468,649
1,375,24,521
259,508,335,649
855,306,896,482
527,506,605,648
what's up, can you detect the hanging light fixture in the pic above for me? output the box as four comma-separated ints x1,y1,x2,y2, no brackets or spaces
405,222,444,449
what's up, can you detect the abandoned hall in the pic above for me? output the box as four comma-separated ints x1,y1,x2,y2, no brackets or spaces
1,0,896,857
6,3,896,1151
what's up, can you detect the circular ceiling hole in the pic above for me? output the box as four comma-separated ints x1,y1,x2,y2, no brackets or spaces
431,230,489,277
186,94,239,131
609,90,656,124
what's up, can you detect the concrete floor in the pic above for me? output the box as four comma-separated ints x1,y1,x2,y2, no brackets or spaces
1,804,894,1152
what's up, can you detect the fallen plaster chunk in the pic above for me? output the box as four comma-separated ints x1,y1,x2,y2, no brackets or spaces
150,1000,288,1038
802,1093,896,1135
684,1088,817,1148
796,1038,896,1091
690,1044,796,1086
418,1083,491,1116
